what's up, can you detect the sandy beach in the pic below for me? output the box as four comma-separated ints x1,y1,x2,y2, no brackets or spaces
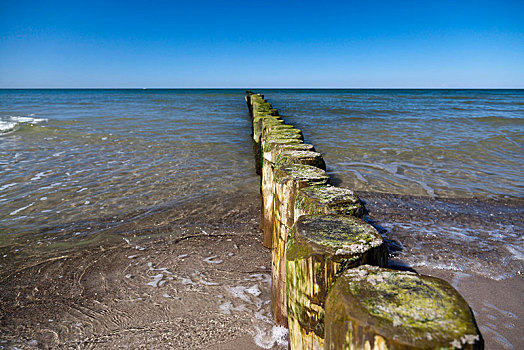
0,192,285,350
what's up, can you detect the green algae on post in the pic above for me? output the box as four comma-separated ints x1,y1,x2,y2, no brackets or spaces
260,144,317,248
286,215,387,350
253,116,283,140
264,132,304,144
271,165,329,327
256,103,279,116
265,143,316,164
295,185,365,219
273,164,328,186
252,116,285,174
262,137,303,153
324,265,484,350
264,125,302,137
275,150,326,170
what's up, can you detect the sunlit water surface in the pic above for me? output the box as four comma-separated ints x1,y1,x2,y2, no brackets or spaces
1,89,523,281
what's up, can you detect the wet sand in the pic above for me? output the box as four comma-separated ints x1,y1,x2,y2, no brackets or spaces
0,192,287,350
1,190,522,349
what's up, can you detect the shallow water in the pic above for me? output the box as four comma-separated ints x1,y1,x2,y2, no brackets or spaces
1,89,523,281
1,89,258,241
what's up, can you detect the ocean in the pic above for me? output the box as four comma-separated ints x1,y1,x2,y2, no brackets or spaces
1,89,258,238
1,89,523,349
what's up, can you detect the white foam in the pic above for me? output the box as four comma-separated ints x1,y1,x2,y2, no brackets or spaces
0,183,17,191
0,121,18,133
39,182,62,190
10,116,48,124
30,171,53,181
506,245,524,261
245,285,261,297
219,301,248,315
253,325,289,349
228,286,252,303
10,202,34,216
146,273,164,287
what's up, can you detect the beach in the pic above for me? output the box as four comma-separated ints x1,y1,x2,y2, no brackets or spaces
1,191,287,349
1,89,522,349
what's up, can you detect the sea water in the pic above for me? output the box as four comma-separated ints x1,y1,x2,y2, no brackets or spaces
1,89,258,239
1,89,522,279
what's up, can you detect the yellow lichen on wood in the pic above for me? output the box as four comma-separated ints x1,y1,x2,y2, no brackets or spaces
286,215,387,350
324,265,483,350
271,165,329,327
294,184,365,219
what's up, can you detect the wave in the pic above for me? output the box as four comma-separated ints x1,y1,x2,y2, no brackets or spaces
0,115,48,135
473,116,524,125
0,121,19,134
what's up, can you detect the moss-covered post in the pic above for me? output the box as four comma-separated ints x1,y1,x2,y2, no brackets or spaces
325,265,484,350
272,164,329,326
247,93,283,174
252,116,284,174
294,184,365,219
260,142,318,247
286,216,388,349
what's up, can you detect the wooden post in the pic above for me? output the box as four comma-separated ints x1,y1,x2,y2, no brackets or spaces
271,165,329,326
286,215,387,349
325,265,484,350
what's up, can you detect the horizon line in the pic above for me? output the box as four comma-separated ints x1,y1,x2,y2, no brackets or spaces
1,87,523,90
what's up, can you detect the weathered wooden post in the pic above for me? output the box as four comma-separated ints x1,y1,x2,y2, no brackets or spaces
294,184,365,219
286,215,388,349
272,164,329,326
325,265,484,350
260,142,317,248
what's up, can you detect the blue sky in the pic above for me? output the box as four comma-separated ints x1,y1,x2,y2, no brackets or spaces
1,0,523,88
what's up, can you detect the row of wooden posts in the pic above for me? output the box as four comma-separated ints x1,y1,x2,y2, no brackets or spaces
245,91,483,350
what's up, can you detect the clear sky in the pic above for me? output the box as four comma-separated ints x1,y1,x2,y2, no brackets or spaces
1,0,523,88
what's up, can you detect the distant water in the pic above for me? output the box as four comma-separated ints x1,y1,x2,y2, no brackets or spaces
265,89,524,199
1,89,523,281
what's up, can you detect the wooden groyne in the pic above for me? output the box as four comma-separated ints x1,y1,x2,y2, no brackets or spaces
245,91,483,350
